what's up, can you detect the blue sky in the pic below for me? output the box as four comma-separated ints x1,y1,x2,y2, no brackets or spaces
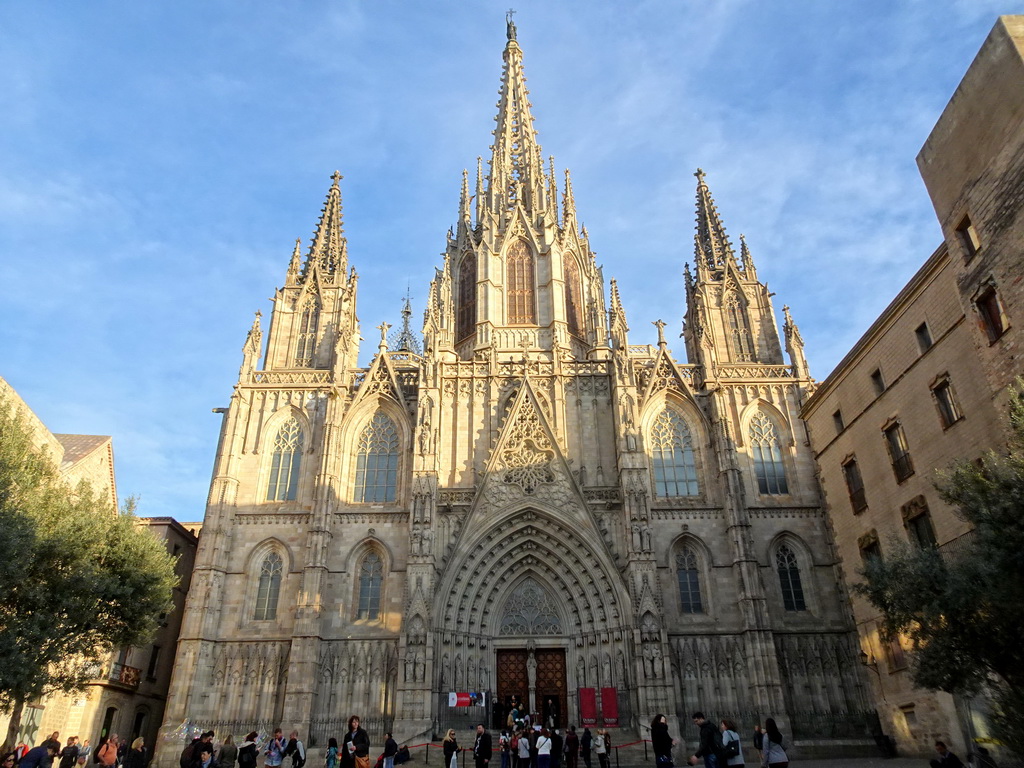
0,1,1008,520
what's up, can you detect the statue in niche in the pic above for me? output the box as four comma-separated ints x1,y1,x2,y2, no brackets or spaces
631,524,642,551
642,525,652,552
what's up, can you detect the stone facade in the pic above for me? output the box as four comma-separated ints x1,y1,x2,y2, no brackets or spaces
159,21,871,762
802,15,1024,762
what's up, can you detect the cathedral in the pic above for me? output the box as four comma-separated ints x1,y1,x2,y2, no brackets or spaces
161,18,872,754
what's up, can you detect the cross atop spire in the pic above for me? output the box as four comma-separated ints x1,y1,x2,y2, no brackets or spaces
506,8,517,41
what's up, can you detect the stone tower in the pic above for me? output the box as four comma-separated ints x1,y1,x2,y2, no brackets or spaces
159,18,870,759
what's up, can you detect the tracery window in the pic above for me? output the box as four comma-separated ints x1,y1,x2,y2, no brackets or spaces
749,411,789,495
775,544,806,611
357,552,383,620
564,255,584,337
726,293,754,362
499,577,562,635
294,299,320,367
457,253,477,341
266,417,303,502
675,544,704,614
254,552,283,620
354,412,400,503
650,408,699,497
506,240,537,324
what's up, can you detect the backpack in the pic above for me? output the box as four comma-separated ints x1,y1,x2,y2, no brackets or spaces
179,743,197,768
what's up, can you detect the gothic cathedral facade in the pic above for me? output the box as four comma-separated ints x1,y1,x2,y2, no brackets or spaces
162,22,870,751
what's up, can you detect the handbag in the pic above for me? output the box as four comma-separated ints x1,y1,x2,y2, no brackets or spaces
355,757,370,768
656,756,673,768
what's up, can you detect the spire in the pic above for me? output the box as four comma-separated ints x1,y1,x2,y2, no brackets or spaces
389,290,423,355
693,168,735,276
783,305,809,379
303,171,348,282
285,238,302,285
475,157,485,225
609,278,630,350
562,168,577,229
240,310,263,377
459,169,471,224
739,233,757,279
548,156,559,222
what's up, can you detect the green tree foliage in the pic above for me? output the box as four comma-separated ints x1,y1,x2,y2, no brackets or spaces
856,384,1024,757
0,393,178,750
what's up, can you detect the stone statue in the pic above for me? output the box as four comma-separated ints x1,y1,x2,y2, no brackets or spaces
506,9,518,42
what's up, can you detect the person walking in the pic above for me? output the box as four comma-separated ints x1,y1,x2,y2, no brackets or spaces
97,737,118,768
593,731,609,768
579,729,591,768
218,736,239,768
284,732,305,768
443,730,460,768
650,716,677,768
498,731,510,768
930,741,964,768
341,717,369,768
58,737,80,768
325,739,340,768
563,729,578,768
238,733,260,768
516,732,530,768
474,725,492,768
123,739,146,768
718,721,742,768
76,741,92,767
535,731,552,768
688,713,719,768
758,720,787,768
382,734,398,768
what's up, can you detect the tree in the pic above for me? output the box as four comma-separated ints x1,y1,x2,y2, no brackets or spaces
855,384,1024,758
0,393,178,751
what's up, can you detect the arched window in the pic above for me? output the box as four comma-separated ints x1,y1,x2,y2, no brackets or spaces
564,255,584,337
775,544,806,611
675,544,704,614
294,298,320,367
357,552,384,620
650,408,699,497
266,417,303,501
749,411,789,495
725,293,754,362
354,412,400,503
255,551,283,620
457,253,477,341
506,240,536,324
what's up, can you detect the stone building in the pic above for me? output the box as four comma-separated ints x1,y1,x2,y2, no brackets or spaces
159,19,872,757
801,15,1024,761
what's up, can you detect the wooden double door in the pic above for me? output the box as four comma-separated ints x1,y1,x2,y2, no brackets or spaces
496,648,567,730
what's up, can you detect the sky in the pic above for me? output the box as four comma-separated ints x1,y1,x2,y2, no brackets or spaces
0,0,1009,520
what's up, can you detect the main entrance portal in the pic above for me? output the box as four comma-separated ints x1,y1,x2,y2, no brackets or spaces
495,649,567,730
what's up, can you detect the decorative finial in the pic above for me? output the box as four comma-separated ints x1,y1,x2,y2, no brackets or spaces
653,319,667,347
694,168,705,183
331,170,343,186
506,9,517,41
377,321,392,350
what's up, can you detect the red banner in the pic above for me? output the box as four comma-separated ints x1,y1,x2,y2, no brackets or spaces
600,687,618,727
578,688,597,726
448,692,472,707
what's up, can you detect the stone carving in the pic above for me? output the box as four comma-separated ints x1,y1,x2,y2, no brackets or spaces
500,577,562,635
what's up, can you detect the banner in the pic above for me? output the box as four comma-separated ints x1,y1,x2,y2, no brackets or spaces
578,688,597,726
448,692,472,707
600,688,618,727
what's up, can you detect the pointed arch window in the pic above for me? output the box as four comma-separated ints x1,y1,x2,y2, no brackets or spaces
266,417,303,501
564,255,584,337
749,411,789,495
675,544,704,614
725,292,754,362
357,551,383,620
354,412,400,503
294,298,321,367
506,240,537,324
650,409,699,497
457,253,477,341
254,552,283,620
775,544,806,611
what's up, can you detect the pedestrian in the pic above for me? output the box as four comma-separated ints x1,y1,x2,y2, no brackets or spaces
266,731,286,768
21,744,60,768
650,716,677,768
3,752,17,768
687,713,718,768
325,739,340,768
97,737,118,768
239,733,260,768
443,730,460,768
930,741,964,768
758,720,787,768
563,728,578,768
474,725,492,768
718,721,742,768
593,731,609,768
579,729,591,768
59,738,80,768
516,731,530,768
382,734,398,768
192,743,216,768
76,742,92,768
123,739,146,768
549,732,561,768
341,716,369,768
218,736,239,768
535,731,552,768
284,732,305,768
498,731,510,768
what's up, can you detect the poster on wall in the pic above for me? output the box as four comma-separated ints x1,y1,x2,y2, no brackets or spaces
578,688,597,726
448,692,487,707
600,688,618,727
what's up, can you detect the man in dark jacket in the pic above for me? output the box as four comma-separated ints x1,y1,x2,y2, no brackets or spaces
474,725,493,768
20,744,59,768
563,729,579,768
688,713,719,768
930,742,964,768
58,739,80,768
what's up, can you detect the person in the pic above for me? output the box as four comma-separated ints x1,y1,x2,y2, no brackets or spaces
758,720,787,768
593,731,609,768
535,731,552,768
3,752,17,768
77,742,92,768
284,732,305,768
116,740,128,768
97,737,118,768
563,728,579,768
382,734,398,768
930,742,964,768
59,738,80,768
498,731,510,768
192,743,217,768
719,721,743,768
325,739,340,768
549,733,561,768
516,731,530,768
341,717,369,768
443,730,460,768
218,736,239,768
650,715,677,768
688,713,719,768
474,725,493,768
123,739,146,768
266,731,286,768
238,733,260,768
20,744,59,768
579,729,591,768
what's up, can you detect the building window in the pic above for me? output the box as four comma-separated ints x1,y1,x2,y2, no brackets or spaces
294,299,320,367
888,637,908,672
145,646,161,681
955,214,980,260
902,497,938,549
266,418,303,502
842,457,868,514
915,322,933,353
457,253,477,341
859,531,882,566
975,285,1008,343
870,368,885,396
725,292,755,362
354,412,400,503
884,422,914,482
564,255,584,338
506,240,537,324
931,378,963,429
254,552,283,620
675,544,704,614
357,552,384,620
776,544,806,611
833,409,844,434
749,412,789,495
650,409,700,497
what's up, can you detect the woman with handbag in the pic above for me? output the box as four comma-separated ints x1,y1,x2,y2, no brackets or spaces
443,730,460,768
758,720,788,768
718,721,743,768
342,718,370,768
650,716,677,768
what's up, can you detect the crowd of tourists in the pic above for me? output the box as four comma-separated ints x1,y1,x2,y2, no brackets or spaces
2,733,147,768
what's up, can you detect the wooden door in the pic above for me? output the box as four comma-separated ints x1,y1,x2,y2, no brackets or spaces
536,648,567,730
496,649,529,720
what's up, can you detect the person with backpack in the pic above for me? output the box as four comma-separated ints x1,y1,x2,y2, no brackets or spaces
238,733,260,768
718,721,742,768
97,737,118,768
687,713,719,768
283,732,306,768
